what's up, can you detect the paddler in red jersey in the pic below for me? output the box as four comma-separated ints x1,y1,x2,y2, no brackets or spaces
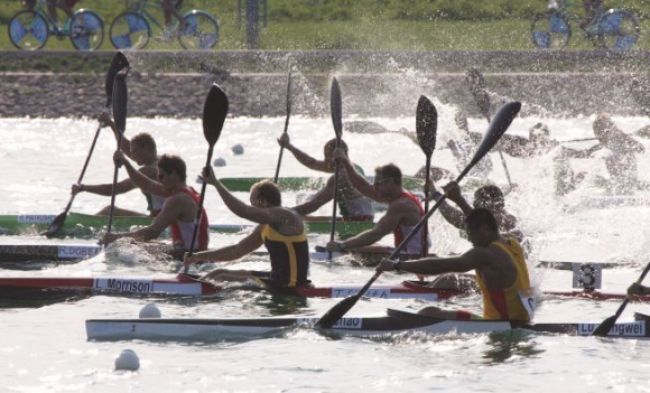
72,113,165,217
101,152,209,254
378,208,533,322
325,148,430,264
184,166,311,293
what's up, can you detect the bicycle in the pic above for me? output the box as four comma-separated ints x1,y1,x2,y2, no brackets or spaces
531,0,641,51
110,0,220,50
8,0,104,50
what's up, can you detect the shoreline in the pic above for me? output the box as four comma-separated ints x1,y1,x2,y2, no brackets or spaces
0,50,647,118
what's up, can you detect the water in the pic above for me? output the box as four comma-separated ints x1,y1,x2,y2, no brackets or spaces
2,114,650,392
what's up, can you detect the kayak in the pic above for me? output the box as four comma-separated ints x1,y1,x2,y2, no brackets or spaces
85,308,650,342
0,243,102,262
0,213,373,237
0,273,647,306
220,176,424,192
0,276,463,306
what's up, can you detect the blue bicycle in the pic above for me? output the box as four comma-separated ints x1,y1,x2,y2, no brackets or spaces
110,0,219,50
531,0,641,51
8,0,104,50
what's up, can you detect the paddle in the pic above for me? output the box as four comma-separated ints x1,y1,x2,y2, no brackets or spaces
43,52,130,238
105,71,129,236
182,84,229,274
592,262,650,336
465,68,514,188
328,78,343,261
273,68,292,182
315,101,522,329
415,96,437,256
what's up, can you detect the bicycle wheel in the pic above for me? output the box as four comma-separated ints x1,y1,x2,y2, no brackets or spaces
531,11,570,49
598,10,640,52
178,10,219,50
8,11,49,50
69,10,104,50
110,11,150,49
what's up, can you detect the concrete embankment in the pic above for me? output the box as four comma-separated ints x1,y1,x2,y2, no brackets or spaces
0,50,647,118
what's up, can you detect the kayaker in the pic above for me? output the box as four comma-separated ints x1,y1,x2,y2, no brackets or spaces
432,181,523,243
377,208,534,322
324,150,430,262
277,134,374,222
184,166,311,293
101,152,209,254
557,113,647,194
72,113,165,217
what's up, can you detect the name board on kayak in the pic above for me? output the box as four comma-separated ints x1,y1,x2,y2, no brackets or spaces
93,278,154,294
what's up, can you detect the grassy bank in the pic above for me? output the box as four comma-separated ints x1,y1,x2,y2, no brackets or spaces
0,0,648,50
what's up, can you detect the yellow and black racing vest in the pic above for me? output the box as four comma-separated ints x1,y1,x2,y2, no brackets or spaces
260,224,310,288
475,237,532,321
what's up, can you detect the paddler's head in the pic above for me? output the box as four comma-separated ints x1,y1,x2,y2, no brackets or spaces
373,163,402,199
130,133,157,165
464,208,499,247
593,113,615,142
473,185,505,213
529,122,551,146
250,180,282,208
324,139,348,170
455,110,469,132
157,154,186,191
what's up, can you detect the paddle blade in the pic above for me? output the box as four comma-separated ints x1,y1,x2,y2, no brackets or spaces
41,211,67,238
112,73,128,135
592,315,618,337
465,68,491,120
415,95,437,157
203,83,229,146
330,78,343,140
315,294,360,328
469,102,520,165
105,52,129,108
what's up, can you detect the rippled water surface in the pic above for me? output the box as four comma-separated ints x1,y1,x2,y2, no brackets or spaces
2,113,650,392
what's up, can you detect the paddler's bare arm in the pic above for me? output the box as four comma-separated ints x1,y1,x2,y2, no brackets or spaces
101,196,182,244
202,167,279,226
98,112,132,159
114,151,170,197
428,183,464,229
292,176,334,216
73,178,136,196
332,147,383,201
326,201,403,251
277,133,329,172
377,247,490,275
442,181,473,216
185,225,264,265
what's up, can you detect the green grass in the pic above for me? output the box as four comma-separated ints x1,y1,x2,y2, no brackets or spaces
0,0,648,51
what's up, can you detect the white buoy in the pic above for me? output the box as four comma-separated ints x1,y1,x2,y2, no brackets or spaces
139,303,161,319
115,349,140,371
213,157,227,167
231,144,244,155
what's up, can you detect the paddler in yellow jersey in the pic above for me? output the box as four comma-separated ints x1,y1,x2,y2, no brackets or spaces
277,134,374,221
184,166,311,293
377,208,533,322
71,112,165,217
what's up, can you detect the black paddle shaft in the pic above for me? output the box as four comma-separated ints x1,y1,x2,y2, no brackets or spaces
328,78,343,261
187,145,215,257
106,72,129,235
273,69,292,183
